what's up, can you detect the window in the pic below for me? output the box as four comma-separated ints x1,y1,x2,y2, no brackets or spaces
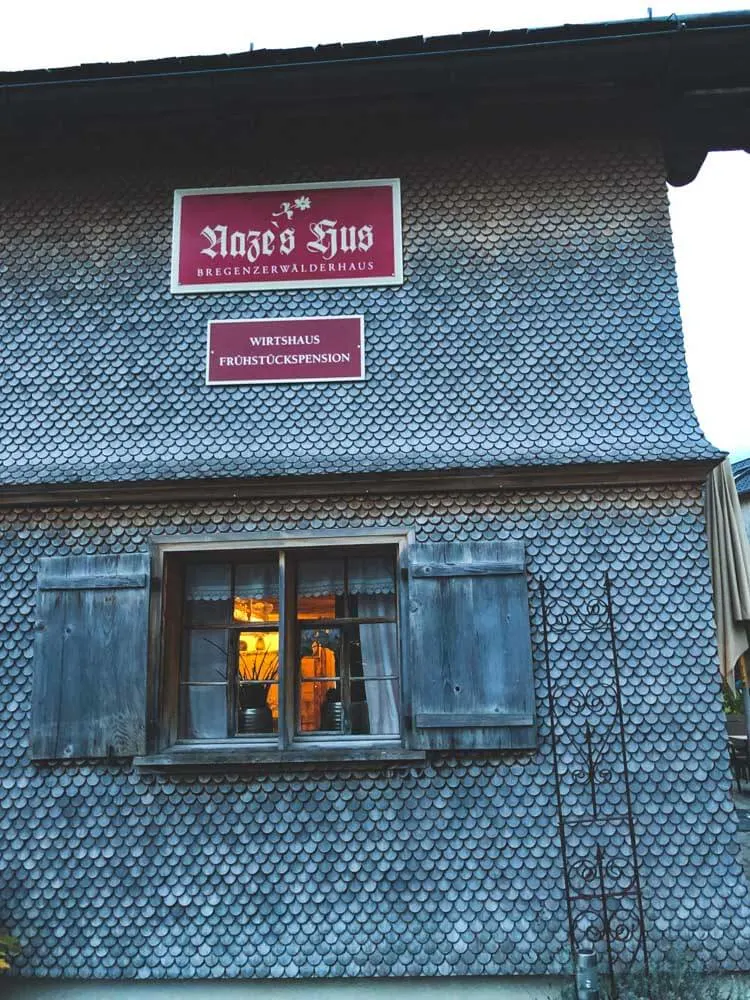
175,546,401,744
30,532,537,770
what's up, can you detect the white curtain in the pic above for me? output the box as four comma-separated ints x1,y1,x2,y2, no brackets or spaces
357,595,399,735
186,555,395,600
298,554,395,596
185,562,279,601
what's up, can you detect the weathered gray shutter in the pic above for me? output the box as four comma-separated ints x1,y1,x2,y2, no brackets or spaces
31,553,150,760
403,540,535,750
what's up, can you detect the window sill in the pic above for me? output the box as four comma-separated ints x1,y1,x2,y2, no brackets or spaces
133,743,426,773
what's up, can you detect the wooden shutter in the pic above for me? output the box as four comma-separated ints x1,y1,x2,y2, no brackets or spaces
31,553,150,760
403,540,536,751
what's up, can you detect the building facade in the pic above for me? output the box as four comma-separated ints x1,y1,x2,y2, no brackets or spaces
1,15,750,997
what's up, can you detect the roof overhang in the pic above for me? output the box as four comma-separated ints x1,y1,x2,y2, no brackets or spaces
1,12,749,183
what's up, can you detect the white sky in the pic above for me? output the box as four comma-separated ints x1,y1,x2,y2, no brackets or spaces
2,1,749,459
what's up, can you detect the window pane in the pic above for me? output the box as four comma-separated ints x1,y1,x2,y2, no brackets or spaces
299,627,342,679
185,564,231,625
350,622,398,679
234,560,280,623
351,592,397,621
296,556,344,619
298,627,340,731
300,681,341,732
238,630,280,683
237,630,279,735
237,682,279,734
184,629,229,682
348,554,396,598
301,683,384,735
351,622,399,735
359,679,400,736
180,684,227,738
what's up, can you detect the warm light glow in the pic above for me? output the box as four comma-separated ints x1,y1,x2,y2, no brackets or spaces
297,595,337,619
239,631,280,720
233,597,279,623
238,631,279,680
299,643,337,731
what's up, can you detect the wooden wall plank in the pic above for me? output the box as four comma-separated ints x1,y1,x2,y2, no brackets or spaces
405,541,536,751
31,553,150,760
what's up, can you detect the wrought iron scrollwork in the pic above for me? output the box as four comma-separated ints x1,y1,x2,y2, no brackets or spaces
546,597,609,633
567,689,614,716
574,906,643,948
541,574,651,1000
569,852,636,900
569,764,614,785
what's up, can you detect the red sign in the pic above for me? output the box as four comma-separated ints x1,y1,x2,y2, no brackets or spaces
206,315,365,385
172,180,402,293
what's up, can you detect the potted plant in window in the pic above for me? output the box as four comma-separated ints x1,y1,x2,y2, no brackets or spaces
238,636,278,733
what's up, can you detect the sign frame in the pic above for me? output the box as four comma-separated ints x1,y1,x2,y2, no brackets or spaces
171,179,403,294
205,314,366,387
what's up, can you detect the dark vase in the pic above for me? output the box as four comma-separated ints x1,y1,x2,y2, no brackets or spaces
239,706,274,734
319,699,344,732
319,699,370,734
238,684,273,733
240,684,269,709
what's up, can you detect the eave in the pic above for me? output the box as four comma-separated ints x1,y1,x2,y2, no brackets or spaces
0,459,723,510
0,13,749,182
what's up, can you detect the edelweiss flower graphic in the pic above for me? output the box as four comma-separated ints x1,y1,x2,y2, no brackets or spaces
270,196,311,223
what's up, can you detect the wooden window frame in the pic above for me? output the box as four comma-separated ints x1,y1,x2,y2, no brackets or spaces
136,528,425,771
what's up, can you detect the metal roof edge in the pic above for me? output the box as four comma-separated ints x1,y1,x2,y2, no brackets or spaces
1,12,749,92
